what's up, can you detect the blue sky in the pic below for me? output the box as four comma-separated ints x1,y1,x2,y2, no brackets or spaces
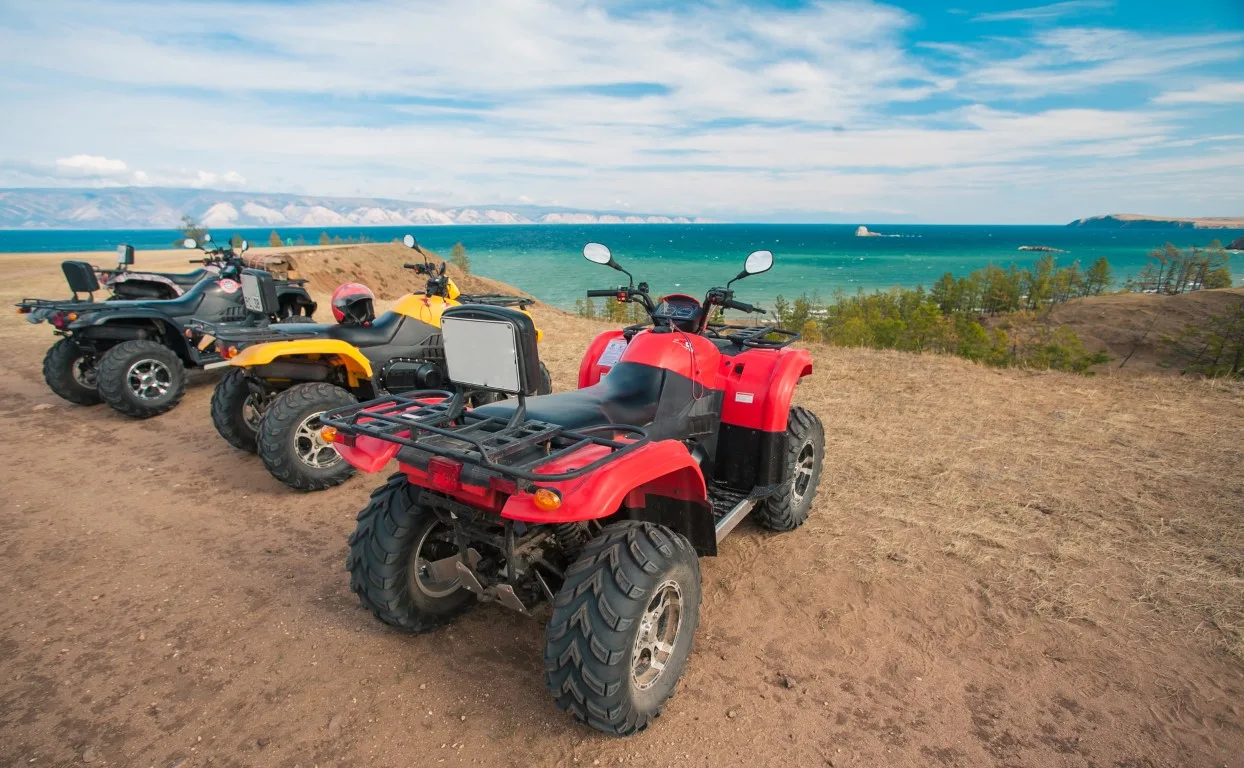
0,0,1241,222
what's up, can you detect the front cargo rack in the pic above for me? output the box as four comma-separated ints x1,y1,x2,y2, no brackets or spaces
320,390,647,483
459,293,536,309
187,318,322,343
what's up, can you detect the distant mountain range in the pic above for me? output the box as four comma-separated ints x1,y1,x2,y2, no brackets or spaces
0,187,711,229
1067,214,1244,229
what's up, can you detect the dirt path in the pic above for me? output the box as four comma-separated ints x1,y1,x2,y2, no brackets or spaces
1,249,1241,767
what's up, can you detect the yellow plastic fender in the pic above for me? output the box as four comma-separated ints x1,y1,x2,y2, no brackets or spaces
230,339,373,387
391,294,454,325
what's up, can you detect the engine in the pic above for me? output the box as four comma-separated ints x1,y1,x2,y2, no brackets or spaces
379,359,446,393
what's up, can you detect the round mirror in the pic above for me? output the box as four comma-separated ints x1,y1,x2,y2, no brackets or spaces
402,234,417,249
439,261,447,275
583,242,612,265
202,233,212,243
744,250,774,275
183,238,197,249
240,240,249,252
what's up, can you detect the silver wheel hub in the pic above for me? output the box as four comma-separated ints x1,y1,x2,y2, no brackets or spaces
792,441,816,506
126,359,171,400
409,524,463,599
73,357,97,389
293,412,342,469
631,580,683,691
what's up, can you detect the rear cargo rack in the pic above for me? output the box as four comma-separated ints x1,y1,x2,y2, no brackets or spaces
16,297,111,313
320,391,647,483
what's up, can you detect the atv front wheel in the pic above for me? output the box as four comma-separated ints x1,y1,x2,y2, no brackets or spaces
752,406,824,532
544,521,701,736
211,369,269,452
42,338,100,405
257,382,356,491
347,473,474,631
96,340,187,418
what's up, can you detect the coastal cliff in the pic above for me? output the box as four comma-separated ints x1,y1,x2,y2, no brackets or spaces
1068,214,1244,229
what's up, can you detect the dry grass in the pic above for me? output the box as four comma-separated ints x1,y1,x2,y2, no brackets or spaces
789,343,1244,658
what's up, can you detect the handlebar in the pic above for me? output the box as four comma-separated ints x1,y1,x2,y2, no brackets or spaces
586,289,621,298
725,299,765,314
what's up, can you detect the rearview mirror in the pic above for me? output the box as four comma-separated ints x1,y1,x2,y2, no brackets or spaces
402,234,417,249
583,242,613,266
202,233,212,243
183,238,198,249
439,261,447,275
744,250,773,275
240,240,249,253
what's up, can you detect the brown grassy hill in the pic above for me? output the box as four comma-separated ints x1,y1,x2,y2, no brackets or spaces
1038,287,1244,375
1,247,1242,765
257,242,536,303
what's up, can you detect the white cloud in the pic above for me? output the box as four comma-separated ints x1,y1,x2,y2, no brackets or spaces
55,154,129,177
972,1,1113,23
1154,82,1244,105
0,1,1240,221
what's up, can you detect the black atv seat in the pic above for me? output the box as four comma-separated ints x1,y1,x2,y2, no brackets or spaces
266,311,407,347
472,361,664,432
162,268,212,286
98,276,214,317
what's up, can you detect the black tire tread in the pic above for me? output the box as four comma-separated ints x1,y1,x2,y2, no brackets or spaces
345,474,471,632
210,368,260,452
42,338,100,405
752,406,824,532
257,382,356,491
96,339,186,418
543,521,700,736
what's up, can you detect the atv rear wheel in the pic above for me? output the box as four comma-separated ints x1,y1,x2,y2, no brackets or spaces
752,406,824,532
211,369,269,453
347,473,474,631
257,382,356,491
42,338,100,405
96,340,186,418
544,521,701,736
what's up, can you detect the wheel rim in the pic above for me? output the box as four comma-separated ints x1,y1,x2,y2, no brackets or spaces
72,357,97,390
408,522,462,599
242,393,267,432
631,579,684,691
293,411,343,469
791,441,817,506
126,359,172,400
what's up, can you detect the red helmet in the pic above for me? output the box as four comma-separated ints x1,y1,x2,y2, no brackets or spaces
331,282,375,325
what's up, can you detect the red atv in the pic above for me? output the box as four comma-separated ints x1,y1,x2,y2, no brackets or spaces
319,243,824,735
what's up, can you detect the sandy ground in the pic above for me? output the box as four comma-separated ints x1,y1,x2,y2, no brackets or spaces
1,246,1242,768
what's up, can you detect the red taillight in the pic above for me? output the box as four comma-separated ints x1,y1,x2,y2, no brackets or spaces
489,476,517,495
50,312,68,329
427,457,462,492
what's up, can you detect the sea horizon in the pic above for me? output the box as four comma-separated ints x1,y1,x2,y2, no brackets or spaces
4,223,1241,310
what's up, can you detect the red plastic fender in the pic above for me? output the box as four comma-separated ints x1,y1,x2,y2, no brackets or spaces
578,329,627,388
721,347,813,432
333,434,400,473
501,439,709,523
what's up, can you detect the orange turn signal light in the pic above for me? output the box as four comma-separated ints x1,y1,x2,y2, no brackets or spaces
67,312,78,321
320,426,338,443
532,488,562,511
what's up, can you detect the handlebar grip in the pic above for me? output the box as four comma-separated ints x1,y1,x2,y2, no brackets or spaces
403,263,417,269
586,289,621,298
189,259,206,264
727,299,764,314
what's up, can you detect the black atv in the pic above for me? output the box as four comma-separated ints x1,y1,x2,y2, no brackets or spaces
17,255,315,419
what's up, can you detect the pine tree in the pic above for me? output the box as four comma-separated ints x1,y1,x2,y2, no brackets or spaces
268,230,282,247
450,243,470,274
318,232,330,246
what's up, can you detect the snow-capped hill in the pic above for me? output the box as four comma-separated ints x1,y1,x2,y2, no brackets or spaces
241,202,287,224
201,202,239,227
347,207,411,225
406,208,456,225
0,187,706,229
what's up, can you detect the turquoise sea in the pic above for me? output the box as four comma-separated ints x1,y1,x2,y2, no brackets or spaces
2,224,1241,310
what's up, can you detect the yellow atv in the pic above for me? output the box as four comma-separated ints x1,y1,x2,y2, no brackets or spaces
199,236,551,491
